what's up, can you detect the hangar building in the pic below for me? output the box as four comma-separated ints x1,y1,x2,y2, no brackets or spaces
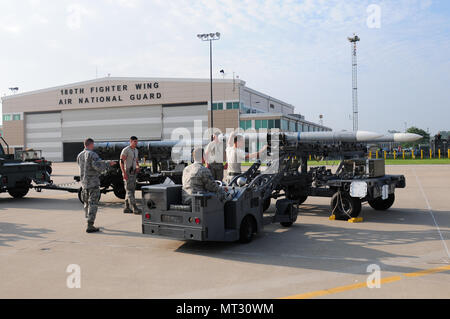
1,77,331,162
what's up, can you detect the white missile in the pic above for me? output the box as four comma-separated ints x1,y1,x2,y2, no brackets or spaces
373,133,422,143
283,131,384,144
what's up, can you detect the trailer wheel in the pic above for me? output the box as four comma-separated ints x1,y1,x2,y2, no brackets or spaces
239,215,256,244
263,198,271,212
330,192,361,220
113,185,126,200
78,188,84,203
368,194,395,211
280,202,297,227
8,187,30,199
286,187,308,205
297,196,308,205
78,188,101,204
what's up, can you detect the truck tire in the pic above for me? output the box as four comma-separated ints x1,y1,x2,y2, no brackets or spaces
8,187,30,199
239,215,256,244
368,194,395,211
330,192,361,220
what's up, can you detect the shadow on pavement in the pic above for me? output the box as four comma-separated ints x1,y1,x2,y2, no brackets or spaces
297,203,450,228
174,203,449,276
0,222,54,247
0,197,81,211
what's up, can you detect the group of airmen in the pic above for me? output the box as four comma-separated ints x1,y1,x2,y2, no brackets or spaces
77,132,267,233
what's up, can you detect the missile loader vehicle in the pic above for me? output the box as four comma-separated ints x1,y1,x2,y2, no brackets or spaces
141,132,414,243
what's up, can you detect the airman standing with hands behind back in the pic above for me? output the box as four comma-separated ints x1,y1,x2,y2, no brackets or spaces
205,132,225,181
120,136,142,215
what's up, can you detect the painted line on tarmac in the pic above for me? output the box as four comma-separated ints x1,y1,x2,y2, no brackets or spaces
413,168,450,259
281,265,450,299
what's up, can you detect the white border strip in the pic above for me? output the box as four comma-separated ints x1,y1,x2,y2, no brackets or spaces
414,168,450,259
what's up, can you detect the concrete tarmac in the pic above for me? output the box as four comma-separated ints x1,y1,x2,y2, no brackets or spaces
0,163,449,299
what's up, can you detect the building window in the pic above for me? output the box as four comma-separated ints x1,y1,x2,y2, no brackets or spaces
226,102,233,110
240,120,252,130
281,119,288,131
261,120,268,129
254,120,268,130
13,114,21,121
212,103,217,110
268,119,275,129
3,114,12,121
270,104,274,109
233,102,240,109
274,119,280,129
289,121,295,132
217,103,223,110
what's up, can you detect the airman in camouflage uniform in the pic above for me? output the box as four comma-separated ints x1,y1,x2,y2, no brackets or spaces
182,148,226,205
77,138,114,233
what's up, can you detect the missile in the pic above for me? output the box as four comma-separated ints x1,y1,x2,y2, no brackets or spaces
282,131,383,144
372,133,422,143
95,130,416,160
94,131,384,155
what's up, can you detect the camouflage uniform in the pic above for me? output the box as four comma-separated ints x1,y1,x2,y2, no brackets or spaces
77,149,110,225
182,163,226,205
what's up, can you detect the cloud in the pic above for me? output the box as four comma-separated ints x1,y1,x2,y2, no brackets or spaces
2,25,22,34
66,3,94,30
0,0,448,132
115,0,141,8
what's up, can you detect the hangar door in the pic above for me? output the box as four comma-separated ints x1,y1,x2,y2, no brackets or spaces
25,112,63,162
162,103,208,140
61,105,163,143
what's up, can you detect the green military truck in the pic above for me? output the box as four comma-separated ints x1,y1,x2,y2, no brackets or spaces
0,137,50,198
15,149,53,175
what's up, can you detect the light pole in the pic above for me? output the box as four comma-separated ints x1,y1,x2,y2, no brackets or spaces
348,34,360,131
197,32,221,133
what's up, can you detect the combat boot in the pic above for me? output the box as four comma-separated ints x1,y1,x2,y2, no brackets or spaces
123,200,133,214
86,222,100,233
133,204,142,215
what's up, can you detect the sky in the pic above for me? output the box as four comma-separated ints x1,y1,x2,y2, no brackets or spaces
0,0,449,134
